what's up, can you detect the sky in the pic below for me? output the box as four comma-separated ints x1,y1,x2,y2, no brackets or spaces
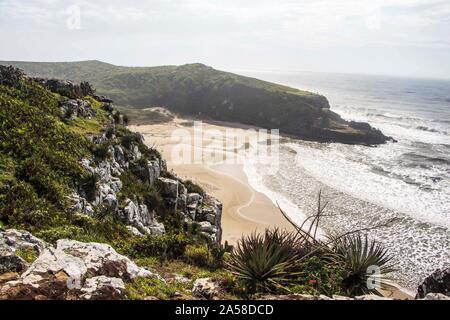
0,0,449,79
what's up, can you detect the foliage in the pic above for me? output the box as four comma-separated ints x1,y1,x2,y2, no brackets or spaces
127,233,189,261
1,61,345,140
92,142,111,161
288,256,345,296
15,247,38,264
329,233,395,296
226,228,305,293
79,172,100,202
126,277,189,300
183,244,214,268
183,180,205,196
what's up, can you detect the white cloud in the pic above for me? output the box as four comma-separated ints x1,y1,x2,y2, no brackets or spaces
0,0,449,77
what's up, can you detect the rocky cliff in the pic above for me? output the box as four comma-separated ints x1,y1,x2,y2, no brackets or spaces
0,66,225,299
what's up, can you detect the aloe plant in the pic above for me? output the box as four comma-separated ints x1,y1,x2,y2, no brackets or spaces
329,233,395,296
226,228,305,293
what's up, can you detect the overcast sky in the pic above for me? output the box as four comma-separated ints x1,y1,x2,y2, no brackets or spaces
1,0,449,79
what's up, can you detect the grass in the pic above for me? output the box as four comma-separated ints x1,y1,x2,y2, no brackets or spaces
126,277,190,300
15,247,38,263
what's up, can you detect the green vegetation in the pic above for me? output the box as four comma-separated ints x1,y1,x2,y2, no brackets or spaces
0,66,393,300
329,233,395,296
0,60,389,144
15,247,38,263
126,277,189,300
227,229,305,293
226,227,393,297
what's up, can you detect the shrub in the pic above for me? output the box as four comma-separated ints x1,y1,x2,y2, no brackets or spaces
0,181,63,230
184,245,213,268
129,233,189,260
120,132,140,150
79,172,100,202
329,234,395,296
288,256,345,296
126,277,188,300
36,225,85,244
226,228,304,293
92,142,111,161
16,155,69,207
104,126,115,139
143,189,162,212
183,180,205,195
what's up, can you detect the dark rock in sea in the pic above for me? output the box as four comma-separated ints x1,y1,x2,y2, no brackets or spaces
416,267,450,298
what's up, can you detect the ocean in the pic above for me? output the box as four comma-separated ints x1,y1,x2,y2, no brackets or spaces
240,70,450,292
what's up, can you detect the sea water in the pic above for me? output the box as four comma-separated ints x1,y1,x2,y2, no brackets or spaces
241,70,450,292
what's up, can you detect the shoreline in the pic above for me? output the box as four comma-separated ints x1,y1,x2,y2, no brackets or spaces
129,117,414,299
129,118,295,244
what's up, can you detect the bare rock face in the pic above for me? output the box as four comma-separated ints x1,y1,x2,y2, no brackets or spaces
416,268,450,299
192,278,219,299
160,177,223,244
158,177,179,201
122,200,165,236
0,236,159,300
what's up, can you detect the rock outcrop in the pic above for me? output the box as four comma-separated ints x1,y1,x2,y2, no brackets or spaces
122,199,165,236
416,268,450,299
60,99,96,120
0,230,159,300
0,229,47,274
192,278,220,299
74,135,167,236
34,78,94,99
157,178,222,243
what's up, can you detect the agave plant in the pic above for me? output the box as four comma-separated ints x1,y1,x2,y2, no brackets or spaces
226,228,305,293
329,233,395,296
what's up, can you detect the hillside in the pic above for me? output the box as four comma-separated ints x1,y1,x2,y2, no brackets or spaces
0,60,392,145
0,65,228,299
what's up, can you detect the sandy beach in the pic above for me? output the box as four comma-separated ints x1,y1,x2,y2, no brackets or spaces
129,115,413,299
129,117,295,245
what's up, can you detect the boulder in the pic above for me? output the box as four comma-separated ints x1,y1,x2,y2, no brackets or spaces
79,276,125,300
0,229,46,273
59,99,96,119
68,193,95,216
416,268,450,299
131,145,142,160
199,221,214,234
0,256,27,274
0,239,159,300
103,193,119,211
126,226,144,237
422,293,450,300
158,178,179,199
192,278,219,299
0,229,46,256
122,200,165,236
94,95,114,104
